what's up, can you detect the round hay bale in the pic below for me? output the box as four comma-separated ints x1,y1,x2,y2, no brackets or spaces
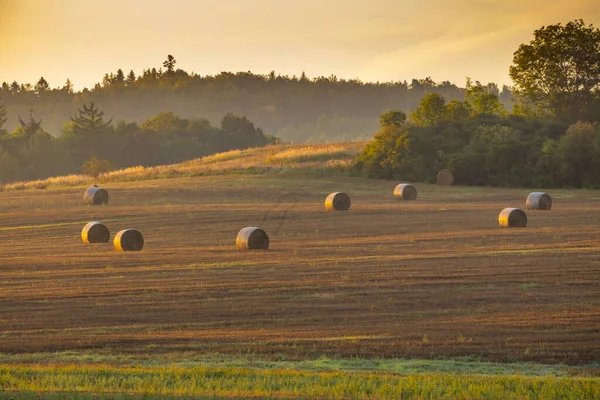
81,221,110,244
236,227,269,250
325,192,351,211
526,192,552,210
498,208,528,228
84,185,109,205
437,169,454,186
394,183,417,201
114,229,144,251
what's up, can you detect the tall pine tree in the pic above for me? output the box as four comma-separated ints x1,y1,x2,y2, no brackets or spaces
126,70,136,85
163,55,176,75
70,102,112,135
18,109,42,137
34,77,50,95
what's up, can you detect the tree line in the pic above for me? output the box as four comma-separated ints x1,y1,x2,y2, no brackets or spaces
0,55,512,144
0,101,271,183
356,20,600,188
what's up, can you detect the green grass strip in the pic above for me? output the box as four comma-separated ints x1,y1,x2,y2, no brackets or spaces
0,364,598,399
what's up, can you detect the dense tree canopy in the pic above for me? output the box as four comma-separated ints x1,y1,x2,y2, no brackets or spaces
510,19,600,123
0,99,7,133
0,55,512,143
409,93,447,126
355,91,600,188
379,110,407,128
0,100,271,184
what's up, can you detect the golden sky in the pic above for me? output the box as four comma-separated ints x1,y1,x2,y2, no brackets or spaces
1,0,599,90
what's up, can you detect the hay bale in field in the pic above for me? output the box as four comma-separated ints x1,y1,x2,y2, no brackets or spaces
394,183,417,201
526,192,552,210
437,169,454,186
236,227,269,250
114,229,144,251
325,192,351,211
498,208,527,228
84,185,109,205
81,221,110,244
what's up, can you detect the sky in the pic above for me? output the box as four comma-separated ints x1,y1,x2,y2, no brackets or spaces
1,0,599,90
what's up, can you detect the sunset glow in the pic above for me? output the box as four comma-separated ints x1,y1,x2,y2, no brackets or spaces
2,0,599,89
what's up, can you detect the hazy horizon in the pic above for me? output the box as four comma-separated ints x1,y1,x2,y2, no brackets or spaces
1,0,600,90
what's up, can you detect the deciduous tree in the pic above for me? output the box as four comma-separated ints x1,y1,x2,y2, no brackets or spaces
465,78,505,116
221,113,267,149
410,93,446,126
379,110,406,127
509,19,600,123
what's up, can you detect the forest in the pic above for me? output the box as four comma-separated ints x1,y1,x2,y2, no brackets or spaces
0,53,512,144
0,101,271,183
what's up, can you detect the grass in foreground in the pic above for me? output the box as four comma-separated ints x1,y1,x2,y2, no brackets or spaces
1,364,599,399
0,352,579,377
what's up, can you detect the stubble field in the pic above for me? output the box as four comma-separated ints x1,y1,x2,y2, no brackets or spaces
1,174,599,368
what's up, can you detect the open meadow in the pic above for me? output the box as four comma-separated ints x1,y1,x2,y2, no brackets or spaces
0,143,599,398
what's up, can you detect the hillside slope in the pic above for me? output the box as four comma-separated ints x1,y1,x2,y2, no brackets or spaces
1,142,366,192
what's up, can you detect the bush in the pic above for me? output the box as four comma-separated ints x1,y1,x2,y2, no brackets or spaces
81,156,114,177
555,122,600,187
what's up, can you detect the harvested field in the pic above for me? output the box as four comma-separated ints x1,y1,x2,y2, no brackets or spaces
0,175,599,365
